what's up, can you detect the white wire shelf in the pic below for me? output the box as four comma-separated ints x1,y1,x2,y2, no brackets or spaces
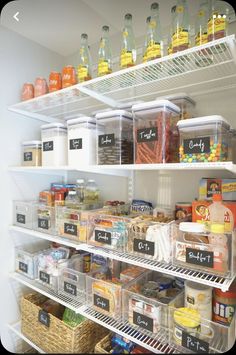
78,244,235,292
8,35,236,121
7,162,236,175
8,322,45,353
10,272,178,354
10,226,235,292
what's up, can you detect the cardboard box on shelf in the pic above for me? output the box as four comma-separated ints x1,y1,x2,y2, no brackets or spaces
199,178,236,201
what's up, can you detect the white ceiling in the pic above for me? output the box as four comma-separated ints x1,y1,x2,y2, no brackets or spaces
1,0,235,57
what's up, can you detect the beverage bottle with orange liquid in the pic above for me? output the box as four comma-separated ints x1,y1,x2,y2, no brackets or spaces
77,33,92,83
120,13,136,69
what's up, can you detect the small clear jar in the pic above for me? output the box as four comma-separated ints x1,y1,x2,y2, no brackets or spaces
22,141,42,166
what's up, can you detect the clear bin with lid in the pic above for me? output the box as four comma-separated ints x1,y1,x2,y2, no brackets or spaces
13,200,36,229
67,116,96,166
15,242,49,279
41,123,67,166
33,204,56,235
132,100,180,164
22,141,42,166
156,93,196,120
177,116,230,163
173,222,235,278
96,110,133,165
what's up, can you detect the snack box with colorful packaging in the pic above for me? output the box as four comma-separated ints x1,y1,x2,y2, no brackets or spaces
86,265,147,318
173,222,235,278
122,271,184,335
199,178,236,201
192,200,236,231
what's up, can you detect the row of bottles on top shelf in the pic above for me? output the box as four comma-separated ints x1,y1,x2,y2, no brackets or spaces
20,0,232,100
13,175,236,279
20,95,236,166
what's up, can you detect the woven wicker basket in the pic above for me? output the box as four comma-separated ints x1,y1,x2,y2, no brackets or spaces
21,293,109,353
94,333,112,354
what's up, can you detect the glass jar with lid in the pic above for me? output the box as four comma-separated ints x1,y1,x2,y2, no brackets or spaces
41,123,67,166
22,141,42,166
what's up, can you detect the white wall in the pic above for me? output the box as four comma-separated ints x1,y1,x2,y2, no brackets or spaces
0,26,65,352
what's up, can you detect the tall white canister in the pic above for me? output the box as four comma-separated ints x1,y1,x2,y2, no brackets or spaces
67,116,96,166
41,123,67,166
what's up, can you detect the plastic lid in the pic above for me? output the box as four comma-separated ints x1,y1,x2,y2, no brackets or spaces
214,281,236,298
210,224,225,234
95,110,133,120
22,140,42,146
118,100,144,110
67,116,96,126
177,115,230,129
174,308,200,328
179,222,206,233
156,92,196,106
68,190,76,195
185,281,212,291
76,179,85,184
41,122,67,130
132,99,180,114
212,194,222,201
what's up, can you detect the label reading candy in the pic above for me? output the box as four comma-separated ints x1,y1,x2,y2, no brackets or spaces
183,137,210,154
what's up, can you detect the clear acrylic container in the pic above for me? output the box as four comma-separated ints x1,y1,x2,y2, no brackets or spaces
127,219,174,263
58,254,92,301
22,141,42,166
56,204,102,242
229,128,236,163
86,271,139,319
67,116,96,166
173,222,235,278
96,110,133,165
169,305,236,353
156,93,196,120
33,204,56,234
132,100,180,164
13,200,35,229
35,247,70,290
15,242,49,279
88,213,131,251
122,271,184,335
178,116,230,163
41,123,67,166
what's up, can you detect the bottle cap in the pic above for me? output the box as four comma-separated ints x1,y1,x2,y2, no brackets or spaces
125,13,132,20
210,223,225,234
179,222,206,233
212,194,222,202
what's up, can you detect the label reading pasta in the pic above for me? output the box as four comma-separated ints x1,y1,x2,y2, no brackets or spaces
182,332,209,353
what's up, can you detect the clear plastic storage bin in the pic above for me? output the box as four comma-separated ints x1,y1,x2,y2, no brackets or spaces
33,204,56,235
41,123,67,166
13,200,35,229
132,100,180,164
22,141,42,166
177,116,230,163
122,271,184,335
126,219,174,263
67,116,96,166
173,222,235,278
88,213,131,251
96,110,133,165
35,247,70,290
58,253,92,301
56,204,102,242
157,93,196,120
169,306,236,353
15,242,49,279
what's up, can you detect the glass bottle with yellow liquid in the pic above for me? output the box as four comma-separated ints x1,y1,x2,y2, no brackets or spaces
142,16,151,63
77,33,92,83
120,13,136,69
146,2,162,61
195,1,213,67
98,26,112,77
167,6,176,57
208,0,229,53
172,0,190,54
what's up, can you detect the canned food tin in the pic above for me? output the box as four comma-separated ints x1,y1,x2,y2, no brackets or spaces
173,307,201,345
175,202,192,221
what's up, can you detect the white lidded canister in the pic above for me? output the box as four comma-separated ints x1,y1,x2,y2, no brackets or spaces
41,123,67,166
67,116,96,166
